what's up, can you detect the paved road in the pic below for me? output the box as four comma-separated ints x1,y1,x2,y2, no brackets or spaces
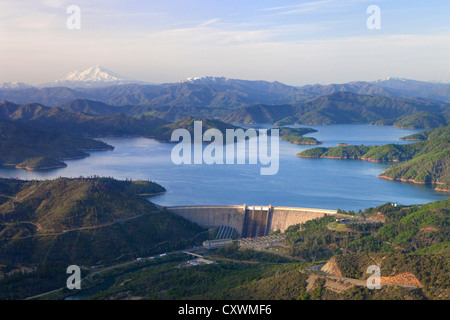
24,245,206,300
0,211,161,242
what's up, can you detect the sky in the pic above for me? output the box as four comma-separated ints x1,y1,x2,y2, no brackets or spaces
0,0,449,86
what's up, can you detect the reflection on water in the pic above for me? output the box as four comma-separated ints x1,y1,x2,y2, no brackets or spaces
0,124,447,211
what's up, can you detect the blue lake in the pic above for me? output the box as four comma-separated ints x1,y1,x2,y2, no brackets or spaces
0,124,447,211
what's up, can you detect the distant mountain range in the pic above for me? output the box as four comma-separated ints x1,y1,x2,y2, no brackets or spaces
0,82,34,89
1,89,448,133
0,99,252,171
1,67,450,108
41,65,151,88
0,68,449,130
0,100,241,142
222,91,449,128
0,100,167,138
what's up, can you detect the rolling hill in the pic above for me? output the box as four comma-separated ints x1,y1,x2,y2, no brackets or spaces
0,101,241,143
222,92,449,129
58,99,127,116
1,76,449,109
298,125,450,190
0,177,204,267
0,119,114,170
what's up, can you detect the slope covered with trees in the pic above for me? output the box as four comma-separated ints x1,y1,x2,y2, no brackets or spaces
0,177,205,267
35,199,448,301
298,125,450,190
277,127,322,145
0,101,242,143
0,119,113,170
222,92,449,129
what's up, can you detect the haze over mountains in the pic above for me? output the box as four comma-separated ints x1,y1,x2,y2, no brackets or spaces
41,65,150,88
0,66,448,131
1,66,450,107
0,67,449,301
222,92,449,129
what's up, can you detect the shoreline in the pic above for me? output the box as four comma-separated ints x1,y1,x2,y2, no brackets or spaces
283,139,323,145
297,154,401,163
138,191,167,196
296,155,449,192
378,175,449,192
77,148,115,151
15,164,68,171
2,147,114,172
398,138,423,141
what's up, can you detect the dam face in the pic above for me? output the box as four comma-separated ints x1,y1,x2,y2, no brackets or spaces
168,204,336,238
242,206,271,238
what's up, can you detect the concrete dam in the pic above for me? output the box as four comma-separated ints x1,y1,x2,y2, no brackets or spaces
167,204,337,238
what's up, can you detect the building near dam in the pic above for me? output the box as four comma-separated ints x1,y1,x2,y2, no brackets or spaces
168,204,337,238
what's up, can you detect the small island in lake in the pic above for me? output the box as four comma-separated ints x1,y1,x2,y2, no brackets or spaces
277,127,323,145
0,119,114,171
297,125,450,191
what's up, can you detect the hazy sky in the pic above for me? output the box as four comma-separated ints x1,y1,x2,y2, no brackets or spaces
0,0,449,85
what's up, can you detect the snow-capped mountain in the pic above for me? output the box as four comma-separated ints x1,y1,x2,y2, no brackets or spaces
373,76,408,82
430,79,450,84
42,65,148,88
371,76,449,89
183,76,230,84
60,65,127,82
0,82,34,89
371,76,450,87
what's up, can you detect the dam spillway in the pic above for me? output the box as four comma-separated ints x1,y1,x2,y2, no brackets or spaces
242,206,271,238
167,204,337,238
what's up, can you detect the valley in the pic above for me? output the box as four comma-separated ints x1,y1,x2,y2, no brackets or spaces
0,71,448,302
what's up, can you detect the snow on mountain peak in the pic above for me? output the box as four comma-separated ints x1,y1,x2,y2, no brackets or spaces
374,76,408,83
59,65,129,83
183,76,228,83
0,81,34,89
39,65,153,88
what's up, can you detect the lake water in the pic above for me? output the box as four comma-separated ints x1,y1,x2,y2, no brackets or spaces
0,124,447,211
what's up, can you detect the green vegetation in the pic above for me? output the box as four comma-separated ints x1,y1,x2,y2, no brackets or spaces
0,100,169,138
0,87,449,301
298,125,450,190
381,148,450,190
277,127,322,145
381,128,450,189
153,116,242,142
333,253,449,288
274,116,298,126
0,103,246,171
212,242,294,263
393,111,447,129
0,119,113,170
286,198,449,258
282,199,449,296
124,179,167,195
82,257,292,300
400,125,450,141
1,196,448,300
0,263,69,300
0,102,243,142
299,145,372,159
222,92,449,129
297,142,429,162
15,157,66,170
221,263,309,300
0,177,205,269
374,199,450,252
